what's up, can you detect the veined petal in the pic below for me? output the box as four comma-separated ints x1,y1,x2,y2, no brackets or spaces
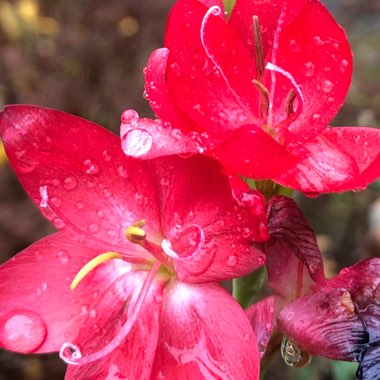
275,135,360,194
0,105,161,258
319,127,380,192
357,345,380,380
0,230,126,353
277,288,367,361
150,281,260,380
156,155,267,283
65,269,163,380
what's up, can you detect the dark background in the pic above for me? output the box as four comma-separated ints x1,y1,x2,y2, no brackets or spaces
0,0,379,379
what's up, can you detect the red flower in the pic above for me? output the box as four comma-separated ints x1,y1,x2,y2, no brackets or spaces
277,259,380,379
122,0,380,194
0,105,268,379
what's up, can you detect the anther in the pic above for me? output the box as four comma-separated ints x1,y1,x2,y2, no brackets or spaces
70,252,122,291
125,219,146,244
253,15,265,80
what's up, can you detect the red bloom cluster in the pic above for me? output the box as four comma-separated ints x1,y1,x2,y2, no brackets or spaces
0,0,379,379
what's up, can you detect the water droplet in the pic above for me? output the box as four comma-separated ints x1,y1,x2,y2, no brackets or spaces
227,255,238,267
160,177,170,187
76,201,84,210
170,62,181,77
53,217,65,229
50,197,62,207
89,309,97,318
121,129,153,157
36,282,47,295
57,250,70,264
0,310,47,353
310,113,320,123
154,294,163,304
302,62,315,77
107,229,117,238
63,176,77,190
288,39,301,52
321,80,334,93
286,311,294,320
96,210,104,218
340,59,349,73
121,109,139,123
117,165,129,178
87,223,99,233
18,161,36,173
244,333,250,341
257,256,265,265
313,36,323,45
102,150,111,162
83,159,99,175
80,305,89,316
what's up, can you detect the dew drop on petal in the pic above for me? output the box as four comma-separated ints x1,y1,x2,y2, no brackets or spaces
302,62,315,77
83,159,99,175
63,176,77,190
87,223,99,234
286,311,294,320
57,250,70,264
117,165,129,178
89,309,97,318
227,255,238,267
310,113,320,123
121,129,153,157
244,333,250,341
257,256,265,265
340,59,349,73
76,201,85,210
121,109,139,123
0,310,47,353
321,80,334,93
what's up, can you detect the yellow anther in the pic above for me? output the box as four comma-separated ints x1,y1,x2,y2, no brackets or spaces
125,220,147,244
0,141,7,166
70,252,122,291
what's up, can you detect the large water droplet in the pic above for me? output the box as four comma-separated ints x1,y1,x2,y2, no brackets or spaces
321,80,334,93
121,129,153,157
63,176,77,191
0,310,47,353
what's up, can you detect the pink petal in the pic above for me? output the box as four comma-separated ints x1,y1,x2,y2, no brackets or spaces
0,105,160,258
320,127,380,192
164,0,259,137
120,111,196,159
0,230,114,353
150,281,260,380
245,296,275,359
275,135,360,194
213,124,301,179
156,155,267,282
277,287,367,361
270,0,352,143
65,270,163,380
144,48,199,133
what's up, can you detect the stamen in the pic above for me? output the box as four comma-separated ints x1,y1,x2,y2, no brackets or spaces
125,221,173,269
252,79,270,118
70,252,122,291
253,16,264,80
285,89,297,116
60,261,161,365
265,62,304,119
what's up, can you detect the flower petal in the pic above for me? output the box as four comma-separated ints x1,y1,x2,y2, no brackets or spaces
156,155,267,283
320,127,380,192
0,230,113,353
245,296,275,359
0,105,160,258
65,270,163,380
271,0,353,143
150,281,260,380
144,48,199,133
164,0,259,137
275,135,360,194
213,124,301,179
357,345,380,380
277,288,367,360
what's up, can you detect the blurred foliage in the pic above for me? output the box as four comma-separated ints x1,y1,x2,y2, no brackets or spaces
0,0,378,379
